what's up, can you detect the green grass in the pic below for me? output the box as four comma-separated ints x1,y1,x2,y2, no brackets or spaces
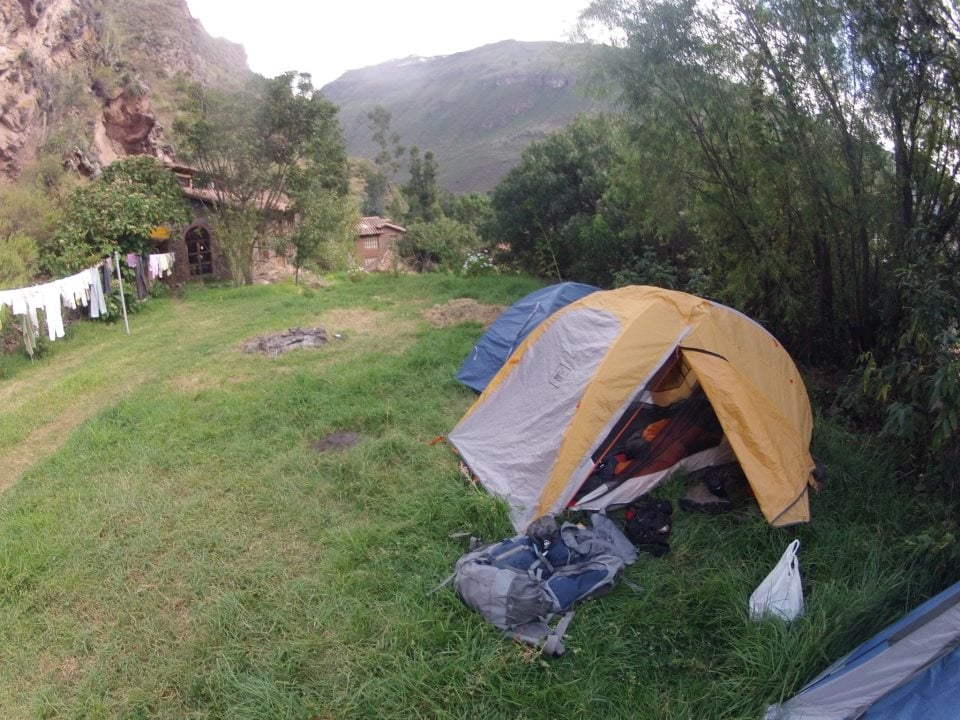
0,273,955,719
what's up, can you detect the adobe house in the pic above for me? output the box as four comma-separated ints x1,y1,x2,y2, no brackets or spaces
156,162,292,283
157,165,406,281
356,216,406,271
151,163,231,283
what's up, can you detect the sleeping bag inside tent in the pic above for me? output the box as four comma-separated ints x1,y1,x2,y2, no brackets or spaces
765,579,960,719
448,285,816,531
455,282,598,392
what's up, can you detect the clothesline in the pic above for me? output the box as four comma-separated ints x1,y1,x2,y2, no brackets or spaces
0,252,175,352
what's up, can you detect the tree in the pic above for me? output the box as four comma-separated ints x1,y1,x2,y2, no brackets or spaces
46,155,189,276
368,105,405,175
441,192,493,231
402,146,442,223
489,115,622,282
361,107,405,215
581,0,949,358
356,106,406,216
359,162,389,216
174,72,348,284
287,184,358,283
583,0,960,480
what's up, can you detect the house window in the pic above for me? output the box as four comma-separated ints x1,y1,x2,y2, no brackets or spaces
185,226,213,276
363,237,379,250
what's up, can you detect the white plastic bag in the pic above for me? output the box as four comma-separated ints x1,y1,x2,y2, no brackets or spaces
749,539,803,622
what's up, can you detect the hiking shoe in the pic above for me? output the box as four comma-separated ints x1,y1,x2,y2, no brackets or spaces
679,482,733,514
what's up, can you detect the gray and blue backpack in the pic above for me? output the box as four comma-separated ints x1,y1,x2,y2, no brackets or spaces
448,513,638,655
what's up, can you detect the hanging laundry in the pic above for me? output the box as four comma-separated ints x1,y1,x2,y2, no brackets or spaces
41,282,65,341
147,252,176,279
160,252,174,276
20,312,36,357
101,258,112,295
59,269,90,311
135,253,149,299
87,267,107,319
0,259,112,355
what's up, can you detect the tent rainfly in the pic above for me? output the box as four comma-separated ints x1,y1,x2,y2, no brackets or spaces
765,579,960,719
448,285,817,531
456,282,599,393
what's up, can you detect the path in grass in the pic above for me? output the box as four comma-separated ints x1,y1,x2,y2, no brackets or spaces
0,298,201,492
0,286,421,493
0,275,542,719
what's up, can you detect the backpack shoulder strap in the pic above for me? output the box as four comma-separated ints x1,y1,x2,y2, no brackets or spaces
507,611,575,656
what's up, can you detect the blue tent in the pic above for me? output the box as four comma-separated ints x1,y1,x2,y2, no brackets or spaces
765,579,960,719
455,282,599,393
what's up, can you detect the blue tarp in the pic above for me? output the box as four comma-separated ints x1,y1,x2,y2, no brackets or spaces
455,282,598,393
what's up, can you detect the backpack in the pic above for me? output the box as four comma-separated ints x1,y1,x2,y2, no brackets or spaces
447,513,636,655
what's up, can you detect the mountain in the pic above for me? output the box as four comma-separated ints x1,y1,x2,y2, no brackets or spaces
322,40,610,195
0,0,251,180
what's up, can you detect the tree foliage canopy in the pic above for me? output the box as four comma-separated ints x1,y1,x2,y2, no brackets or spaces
174,72,349,283
490,115,622,281
47,155,189,276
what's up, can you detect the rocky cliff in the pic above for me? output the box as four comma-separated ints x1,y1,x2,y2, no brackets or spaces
0,0,250,181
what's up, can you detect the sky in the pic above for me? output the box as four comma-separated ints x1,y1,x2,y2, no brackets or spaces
184,0,592,88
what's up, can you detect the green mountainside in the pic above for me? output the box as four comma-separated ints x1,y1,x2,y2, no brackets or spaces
322,40,611,194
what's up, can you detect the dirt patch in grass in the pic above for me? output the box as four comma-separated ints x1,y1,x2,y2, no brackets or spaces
311,431,363,453
423,298,504,327
59,657,80,684
171,372,221,394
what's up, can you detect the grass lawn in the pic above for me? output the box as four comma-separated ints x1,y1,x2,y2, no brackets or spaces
0,273,954,719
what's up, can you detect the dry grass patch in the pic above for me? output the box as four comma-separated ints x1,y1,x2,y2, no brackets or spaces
169,372,225,394
316,308,394,335
423,298,505,327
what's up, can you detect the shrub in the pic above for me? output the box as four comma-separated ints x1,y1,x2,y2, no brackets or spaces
397,217,482,273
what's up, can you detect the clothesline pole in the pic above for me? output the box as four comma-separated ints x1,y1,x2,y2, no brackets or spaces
114,252,130,335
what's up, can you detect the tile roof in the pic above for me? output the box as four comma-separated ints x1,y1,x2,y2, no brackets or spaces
357,216,406,235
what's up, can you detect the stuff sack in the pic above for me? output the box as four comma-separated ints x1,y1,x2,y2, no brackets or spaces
623,497,673,556
749,539,804,622
450,515,633,654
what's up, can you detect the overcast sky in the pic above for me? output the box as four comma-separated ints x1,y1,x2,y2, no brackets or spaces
185,1,592,88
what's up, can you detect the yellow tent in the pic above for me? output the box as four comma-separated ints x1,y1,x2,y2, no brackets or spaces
448,286,816,531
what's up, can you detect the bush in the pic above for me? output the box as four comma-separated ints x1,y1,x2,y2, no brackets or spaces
461,250,498,277
0,234,39,288
853,257,960,488
397,217,482,273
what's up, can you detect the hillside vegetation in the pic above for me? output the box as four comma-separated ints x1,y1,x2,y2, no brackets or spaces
323,41,608,193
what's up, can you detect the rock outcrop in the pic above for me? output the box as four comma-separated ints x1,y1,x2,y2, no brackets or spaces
0,0,250,181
